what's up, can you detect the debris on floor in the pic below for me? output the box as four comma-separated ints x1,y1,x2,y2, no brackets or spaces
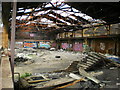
105,54,120,64
14,57,34,66
14,49,120,89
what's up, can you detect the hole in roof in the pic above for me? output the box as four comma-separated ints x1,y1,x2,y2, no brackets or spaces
60,4,71,9
16,0,106,27
34,10,50,16
24,9,33,13
20,15,28,20
16,16,21,20
51,0,65,6
45,3,52,8
34,7,41,11
18,8,24,10
17,10,24,13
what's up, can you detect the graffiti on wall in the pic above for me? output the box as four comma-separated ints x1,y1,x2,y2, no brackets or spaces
24,42,37,48
61,43,69,49
15,42,23,48
100,43,105,50
73,43,83,51
51,43,56,48
39,42,50,49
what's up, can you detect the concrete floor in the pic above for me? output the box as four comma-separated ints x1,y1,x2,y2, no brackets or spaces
14,49,120,89
14,50,84,74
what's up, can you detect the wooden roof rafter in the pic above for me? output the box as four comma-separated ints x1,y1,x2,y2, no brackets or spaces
16,2,93,27
14,1,108,33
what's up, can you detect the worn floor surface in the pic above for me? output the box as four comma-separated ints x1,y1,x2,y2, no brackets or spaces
14,49,120,89
14,50,83,74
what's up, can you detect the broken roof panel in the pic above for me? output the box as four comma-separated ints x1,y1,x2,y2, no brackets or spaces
20,15,28,20
40,18,54,24
34,10,50,16
48,14,70,25
17,9,24,13
16,16,21,20
24,9,33,13
34,7,41,11
15,0,106,31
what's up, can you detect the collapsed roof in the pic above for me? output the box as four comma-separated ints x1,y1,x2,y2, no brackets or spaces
2,1,120,34
14,1,107,32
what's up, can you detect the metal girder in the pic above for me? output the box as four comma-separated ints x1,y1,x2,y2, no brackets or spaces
10,1,17,79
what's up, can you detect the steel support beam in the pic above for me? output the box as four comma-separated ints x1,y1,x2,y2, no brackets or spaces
10,0,17,80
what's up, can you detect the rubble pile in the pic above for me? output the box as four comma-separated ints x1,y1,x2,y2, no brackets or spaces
15,57,28,63
14,57,35,66
77,52,112,71
14,48,37,66
63,52,115,73
18,69,104,89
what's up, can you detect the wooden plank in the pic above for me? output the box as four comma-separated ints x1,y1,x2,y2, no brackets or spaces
36,77,75,88
54,78,84,89
79,67,100,84
28,79,50,84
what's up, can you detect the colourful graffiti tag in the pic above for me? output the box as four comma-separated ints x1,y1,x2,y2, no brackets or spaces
61,43,69,49
73,43,83,51
24,42,37,48
39,42,50,49
15,42,23,48
52,43,56,48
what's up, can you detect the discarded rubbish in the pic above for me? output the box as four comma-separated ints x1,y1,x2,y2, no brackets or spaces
79,67,101,84
14,49,120,89
53,78,84,90
50,48,55,51
55,56,60,58
69,73,83,80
